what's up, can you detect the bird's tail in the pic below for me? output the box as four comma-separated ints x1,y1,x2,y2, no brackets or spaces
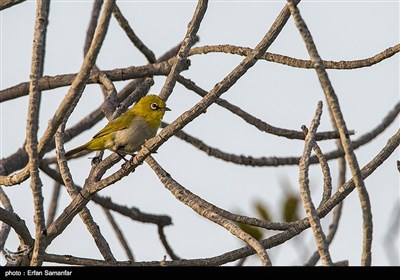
65,143,90,159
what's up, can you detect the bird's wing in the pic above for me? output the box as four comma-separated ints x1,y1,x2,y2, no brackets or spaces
92,113,134,139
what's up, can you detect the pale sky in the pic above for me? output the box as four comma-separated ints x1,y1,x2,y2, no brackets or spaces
1,1,399,266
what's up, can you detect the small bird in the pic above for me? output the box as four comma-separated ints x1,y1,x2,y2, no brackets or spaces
65,94,170,160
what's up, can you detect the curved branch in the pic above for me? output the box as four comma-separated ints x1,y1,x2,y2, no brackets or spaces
0,208,34,247
146,156,271,266
189,44,400,70
0,61,174,103
298,101,333,266
158,226,180,261
159,0,208,101
103,208,134,261
177,75,348,141
112,4,156,63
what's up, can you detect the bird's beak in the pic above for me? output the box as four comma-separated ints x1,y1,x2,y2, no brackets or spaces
163,107,171,111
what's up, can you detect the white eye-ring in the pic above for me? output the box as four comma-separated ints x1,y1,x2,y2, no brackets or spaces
150,103,159,110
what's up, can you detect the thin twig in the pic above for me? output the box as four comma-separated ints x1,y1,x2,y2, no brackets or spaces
159,0,208,101
46,179,61,227
287,0,373,265
99,73,118,119
84,0,109,99
84,0,103,55
301,126,332,206
103,208,134,261
298,101,333,266
157,226,180,260
0,207,34,247
112,4,156,63
102,128,398,266
190,128,398,265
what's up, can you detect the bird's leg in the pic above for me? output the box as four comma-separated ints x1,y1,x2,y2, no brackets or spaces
90,151,104,166
115,151,128,162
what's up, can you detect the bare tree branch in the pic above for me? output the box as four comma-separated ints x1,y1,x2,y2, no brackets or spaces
305,156,346,266
130,128,398,266
287,0,373,265
189,44,400,70
112,4,156,63
177,75,349,141
298,101,333,266
157,225,180,261
0,61,175,103
0,0,26,10
46,179,61,228
103,208,134,261
159,0,208,101
26,0,50,266
0,208,34,247
159,100,399,167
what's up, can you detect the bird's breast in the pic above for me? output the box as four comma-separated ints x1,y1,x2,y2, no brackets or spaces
110,117,158,154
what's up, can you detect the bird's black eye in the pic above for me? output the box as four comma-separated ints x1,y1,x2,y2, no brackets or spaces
150,103,159,110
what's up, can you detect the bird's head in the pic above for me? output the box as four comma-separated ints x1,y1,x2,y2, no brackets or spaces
132,94,171,128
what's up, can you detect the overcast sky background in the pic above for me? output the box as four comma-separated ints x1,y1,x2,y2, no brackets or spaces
1,0,399,266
